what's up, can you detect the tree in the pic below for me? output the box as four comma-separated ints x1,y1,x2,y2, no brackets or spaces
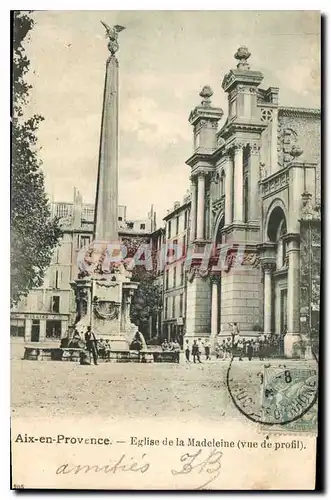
120,236,163,336
130,275,163,337
11,11,62,306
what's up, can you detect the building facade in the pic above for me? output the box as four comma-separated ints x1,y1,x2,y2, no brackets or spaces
183,46,320,356
162,193,191,345
10,188,158,343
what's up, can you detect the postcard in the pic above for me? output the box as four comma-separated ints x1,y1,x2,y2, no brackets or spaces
11,10,320,490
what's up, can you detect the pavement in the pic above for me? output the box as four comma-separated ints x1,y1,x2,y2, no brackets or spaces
11,341,314,422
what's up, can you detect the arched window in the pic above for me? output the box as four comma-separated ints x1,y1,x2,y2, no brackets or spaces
215,216,225,247
268,210,287,270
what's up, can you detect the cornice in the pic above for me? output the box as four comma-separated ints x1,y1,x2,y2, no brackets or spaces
222,69,264,92
189,105,224,126
185,150,215,168
163,200,191,221
283,232,301,244
278,106,320,118
220,118,267,139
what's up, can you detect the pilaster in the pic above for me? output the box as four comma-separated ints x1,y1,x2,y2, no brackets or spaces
25,318,32,342
210,274,219,338
61,320,68,339
233,142,244,223
287,151,305,234
248,142,261,222
258,242,276,335
39,320,46,342
196,172,207,240
189,175,197,242
283,233,301,357
224,152,233,226
261,261,276,334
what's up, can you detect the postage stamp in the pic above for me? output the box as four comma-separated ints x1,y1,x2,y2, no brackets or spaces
260,365,318,431
226,359,318,429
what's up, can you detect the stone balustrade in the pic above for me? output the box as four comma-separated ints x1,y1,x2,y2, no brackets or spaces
261,168,289,197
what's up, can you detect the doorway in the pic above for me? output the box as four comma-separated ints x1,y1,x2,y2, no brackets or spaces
31,320,40,342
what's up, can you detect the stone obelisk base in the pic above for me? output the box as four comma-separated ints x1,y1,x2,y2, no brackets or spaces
72,273,138,351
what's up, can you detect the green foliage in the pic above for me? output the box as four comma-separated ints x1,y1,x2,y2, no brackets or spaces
11,11,62,306
130,274,163,330
120,236,162,330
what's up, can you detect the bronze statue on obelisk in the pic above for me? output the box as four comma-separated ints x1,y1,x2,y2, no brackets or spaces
71,23,138,350
100,21,125,56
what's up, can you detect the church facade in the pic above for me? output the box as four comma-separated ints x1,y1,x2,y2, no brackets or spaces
183,46,320,357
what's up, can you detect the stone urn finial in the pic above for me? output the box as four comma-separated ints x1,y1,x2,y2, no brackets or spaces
199,85,213,106
290,145,303,159
234,46,251,70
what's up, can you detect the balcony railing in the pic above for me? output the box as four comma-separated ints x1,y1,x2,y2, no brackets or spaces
260,168,289,197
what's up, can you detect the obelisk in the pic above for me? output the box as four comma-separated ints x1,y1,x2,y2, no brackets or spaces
71,22,138,352
94,22,125,243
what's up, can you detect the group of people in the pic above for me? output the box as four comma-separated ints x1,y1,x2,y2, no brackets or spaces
184,338,211,363
60,326,108,365
182,322,283,363
63,326,148,366
62,321,283,365
215,331,283,361
161,340,181,352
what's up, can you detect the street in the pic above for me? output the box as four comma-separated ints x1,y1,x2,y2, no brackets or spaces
11,342,278,422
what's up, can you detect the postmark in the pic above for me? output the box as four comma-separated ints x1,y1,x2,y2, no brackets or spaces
226,358,318,428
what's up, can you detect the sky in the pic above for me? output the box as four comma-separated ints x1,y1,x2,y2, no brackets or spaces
24,10,320,223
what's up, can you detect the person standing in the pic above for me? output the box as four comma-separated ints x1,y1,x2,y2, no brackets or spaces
204,339,211,360
197,338,203,363
85,326,99,365
230,322,240,357
237,337,244,361
104,339,111,361
215,340,221,359
258,333,265,361
247,340,253,361
219,340,226,360
254,337,260,358
225,338,231,359
185,339,190,362
192,340,202,364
